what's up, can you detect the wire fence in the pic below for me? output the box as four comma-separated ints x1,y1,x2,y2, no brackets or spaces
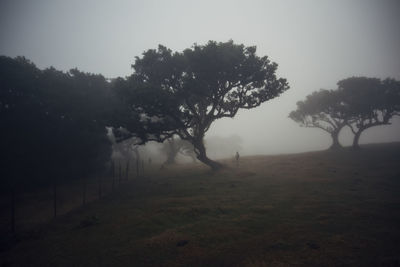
0,158,149,238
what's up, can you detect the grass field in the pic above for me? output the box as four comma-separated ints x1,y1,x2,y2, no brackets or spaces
1,143,400,266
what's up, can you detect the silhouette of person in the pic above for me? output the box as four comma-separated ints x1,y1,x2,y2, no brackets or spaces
235,151,240,166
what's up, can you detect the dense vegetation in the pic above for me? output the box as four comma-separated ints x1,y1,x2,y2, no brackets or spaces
1,41,399,191
1,40,400,266
0,56,114,189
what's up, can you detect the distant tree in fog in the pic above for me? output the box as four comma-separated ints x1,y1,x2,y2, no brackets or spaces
289,89,348,150
120,40,289,170
339,77,400,149
111,136,142,163
290,77,400,150
160,136,196,164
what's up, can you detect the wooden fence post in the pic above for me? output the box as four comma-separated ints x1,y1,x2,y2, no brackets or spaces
98,176,102,199
53,180,57,218
118,162,122,185
136,158,139,178
11,187,15,234
111,160,115,191
126,161,129,180
82,178,87,205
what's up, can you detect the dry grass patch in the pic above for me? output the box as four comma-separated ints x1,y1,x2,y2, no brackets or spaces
1,143,400,266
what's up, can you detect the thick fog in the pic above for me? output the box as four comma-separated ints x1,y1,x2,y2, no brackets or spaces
1,0,399,157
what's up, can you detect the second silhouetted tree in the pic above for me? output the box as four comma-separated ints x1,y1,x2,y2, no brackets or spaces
289,89,348,149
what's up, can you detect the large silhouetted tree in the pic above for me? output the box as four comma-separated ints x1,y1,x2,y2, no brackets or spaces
339,77,400,149
121,41,289,170
289,89,348,149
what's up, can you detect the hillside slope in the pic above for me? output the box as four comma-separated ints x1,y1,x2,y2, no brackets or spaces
1,143,400,266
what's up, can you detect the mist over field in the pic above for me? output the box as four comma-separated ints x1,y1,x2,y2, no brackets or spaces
1,0,399,157
1,1,400,266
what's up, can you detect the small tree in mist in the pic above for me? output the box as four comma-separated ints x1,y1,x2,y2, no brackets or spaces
339,77,400,149
120,40,289,170
160,136,196,164
289,89,348,150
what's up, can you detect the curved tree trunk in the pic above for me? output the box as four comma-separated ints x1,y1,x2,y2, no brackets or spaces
194,139,223,171
352,130,363,150
329,130,342,150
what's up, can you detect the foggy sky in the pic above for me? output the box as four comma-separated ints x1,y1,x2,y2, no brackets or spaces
1,0,399,155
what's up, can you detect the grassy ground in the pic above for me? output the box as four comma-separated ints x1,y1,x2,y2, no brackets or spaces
1,143,400,266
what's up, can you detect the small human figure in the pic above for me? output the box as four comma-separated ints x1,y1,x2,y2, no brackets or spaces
148,157,152,165
235,151,240,166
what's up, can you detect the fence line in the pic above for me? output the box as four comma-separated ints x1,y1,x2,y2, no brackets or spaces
0,159,148,237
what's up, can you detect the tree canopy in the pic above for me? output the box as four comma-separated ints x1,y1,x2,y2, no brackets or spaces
120,40,289,170
0,56,114,188
338,77,400,149
289,89,348,149
289,76,400,149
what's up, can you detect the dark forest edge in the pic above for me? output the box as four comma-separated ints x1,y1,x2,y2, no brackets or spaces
1,40,290,187
1,40,399,190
